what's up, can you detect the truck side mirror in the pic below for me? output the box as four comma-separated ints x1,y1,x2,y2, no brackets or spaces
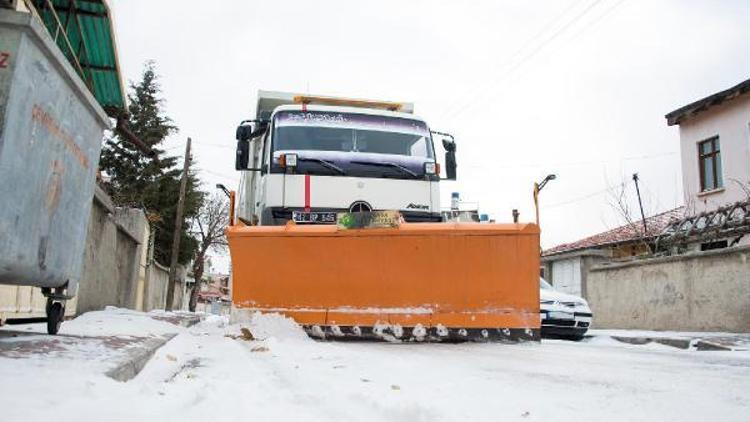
236,123,255,141
235,120,268,171
235,140,249,170
443,139,457,180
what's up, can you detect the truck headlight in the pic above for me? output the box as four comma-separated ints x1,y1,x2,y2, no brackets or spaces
281,153,298,168
424,162,437,175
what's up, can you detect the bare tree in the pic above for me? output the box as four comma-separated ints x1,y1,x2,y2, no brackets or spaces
729,178,750,200
609,181,637,229
188,193,229,312
606,177,652,253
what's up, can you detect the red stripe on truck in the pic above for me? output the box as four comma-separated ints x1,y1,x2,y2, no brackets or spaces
304,174,311,212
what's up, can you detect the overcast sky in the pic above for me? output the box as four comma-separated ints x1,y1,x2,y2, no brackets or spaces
110,0,750,269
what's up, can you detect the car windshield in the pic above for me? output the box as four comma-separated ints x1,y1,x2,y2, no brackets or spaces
273,110,433,158
540,278,554,290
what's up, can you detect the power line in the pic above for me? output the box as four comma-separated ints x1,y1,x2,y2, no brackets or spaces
451,0,606,118
566,0,628,42
193,143,235,150
199,168,238,182
444,0,607,122
507,0,587,63
542,179,632,209
439,0,586,118
461,150,677,171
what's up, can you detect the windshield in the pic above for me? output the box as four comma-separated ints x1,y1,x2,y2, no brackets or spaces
540,278,554,290
273,110,433,158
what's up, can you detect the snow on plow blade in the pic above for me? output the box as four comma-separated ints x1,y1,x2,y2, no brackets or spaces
228,222,541,342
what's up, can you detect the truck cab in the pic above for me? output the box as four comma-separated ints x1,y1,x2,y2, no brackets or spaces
235,91,456,226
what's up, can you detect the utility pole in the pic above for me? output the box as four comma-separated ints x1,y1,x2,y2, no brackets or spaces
166,137,191,311
632,173,648,236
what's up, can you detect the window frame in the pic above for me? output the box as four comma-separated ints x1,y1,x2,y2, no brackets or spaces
697,136,722,192
261,126,270,174
270,110,436,159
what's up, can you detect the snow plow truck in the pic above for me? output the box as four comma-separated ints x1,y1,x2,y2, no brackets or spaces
227,91,540,342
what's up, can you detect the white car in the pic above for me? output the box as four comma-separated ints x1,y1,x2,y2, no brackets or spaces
540,278,592,340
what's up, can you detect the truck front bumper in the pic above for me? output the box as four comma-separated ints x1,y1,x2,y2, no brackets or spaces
263,207,443,225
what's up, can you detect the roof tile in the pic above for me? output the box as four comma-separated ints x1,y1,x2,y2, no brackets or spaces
543,207,685,256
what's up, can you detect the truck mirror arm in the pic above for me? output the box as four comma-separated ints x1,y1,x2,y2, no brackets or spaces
430,130,455,148
430,130,457,180
236,119,269,141
235,119,269,170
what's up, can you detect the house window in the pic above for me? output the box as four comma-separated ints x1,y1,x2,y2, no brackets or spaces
698,137,722,191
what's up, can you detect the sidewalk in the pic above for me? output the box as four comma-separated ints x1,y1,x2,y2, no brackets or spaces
0,307,201,381
1,310,749,422
589,329,750,351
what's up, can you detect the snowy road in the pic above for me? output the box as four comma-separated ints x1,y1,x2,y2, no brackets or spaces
1,309,749,422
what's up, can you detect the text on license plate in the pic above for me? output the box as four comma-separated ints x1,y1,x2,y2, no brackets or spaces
548,311,574,320
292,211,337,224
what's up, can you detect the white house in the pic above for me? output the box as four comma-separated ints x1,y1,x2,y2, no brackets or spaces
543,78,750,297
541,79,750,330
666,79,750,217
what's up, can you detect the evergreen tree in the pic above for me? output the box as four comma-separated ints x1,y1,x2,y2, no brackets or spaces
100,61,203,265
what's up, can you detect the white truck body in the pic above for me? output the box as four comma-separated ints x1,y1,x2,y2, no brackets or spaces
237,91,451,225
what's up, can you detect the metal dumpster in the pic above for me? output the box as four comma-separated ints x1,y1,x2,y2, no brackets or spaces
0,9,110,331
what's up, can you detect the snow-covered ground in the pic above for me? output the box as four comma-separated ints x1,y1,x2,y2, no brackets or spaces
1,308,749,422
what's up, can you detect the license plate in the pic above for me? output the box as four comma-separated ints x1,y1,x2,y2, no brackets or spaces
292,211,337,224
548,311,574,320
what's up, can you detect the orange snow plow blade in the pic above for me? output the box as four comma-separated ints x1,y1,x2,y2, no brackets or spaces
228,222,540,342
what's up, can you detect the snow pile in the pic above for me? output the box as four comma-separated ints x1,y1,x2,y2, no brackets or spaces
199,313,228,329
2,308,750,422
14,307,184,337
232,311,310,342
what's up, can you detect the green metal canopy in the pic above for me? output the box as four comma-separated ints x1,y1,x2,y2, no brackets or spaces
28,0,125,115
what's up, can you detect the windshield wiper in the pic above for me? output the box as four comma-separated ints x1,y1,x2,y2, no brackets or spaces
298,157,346,175
351,161,418,178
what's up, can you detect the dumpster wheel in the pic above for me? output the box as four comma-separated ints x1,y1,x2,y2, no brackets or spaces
46,300,65,335
42,284,72,335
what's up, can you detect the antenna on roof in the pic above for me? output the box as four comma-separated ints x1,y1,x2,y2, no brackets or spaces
632,173,649,238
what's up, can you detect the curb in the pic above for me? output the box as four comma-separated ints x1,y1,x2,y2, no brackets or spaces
105,333,176,382
611,336,691,349
610,335,740,351
694,340,733,351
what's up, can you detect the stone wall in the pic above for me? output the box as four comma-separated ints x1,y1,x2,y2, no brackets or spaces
143,261,168,312
76,186,147,313
142,261,187,312
587,245,750,332
1,185,190,320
